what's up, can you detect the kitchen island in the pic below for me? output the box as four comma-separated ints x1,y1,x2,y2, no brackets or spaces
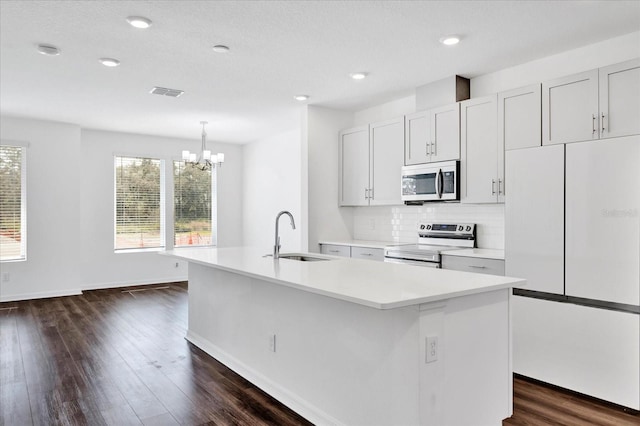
162,247,525,425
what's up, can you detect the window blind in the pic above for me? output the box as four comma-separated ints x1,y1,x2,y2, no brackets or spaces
173,161,213,247
0,144,26,261
114,156,165,250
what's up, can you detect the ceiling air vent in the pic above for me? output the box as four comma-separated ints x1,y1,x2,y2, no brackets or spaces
150,86,184,98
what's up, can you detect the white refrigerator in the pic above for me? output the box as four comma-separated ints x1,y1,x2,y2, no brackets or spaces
565,136,640,307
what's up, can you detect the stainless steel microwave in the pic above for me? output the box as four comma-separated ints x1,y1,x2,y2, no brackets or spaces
401,161,460,203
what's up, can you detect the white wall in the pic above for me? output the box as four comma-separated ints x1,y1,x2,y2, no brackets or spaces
304,106,354,252
242,129,301,254
471,31,640,96
354,95,416,126
0,117,243,301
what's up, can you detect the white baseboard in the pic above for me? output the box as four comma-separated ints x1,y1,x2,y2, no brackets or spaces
81,277,188,291
0,288,83,303
186,330,343,426
0,277,188,302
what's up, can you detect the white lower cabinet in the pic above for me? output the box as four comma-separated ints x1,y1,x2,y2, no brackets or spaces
512,296,640,410
441,255,504,276
319,244,350,258
351,246,384,261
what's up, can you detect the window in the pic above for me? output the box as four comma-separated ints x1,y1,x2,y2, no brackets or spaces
114,156,165,250
0,144,27,261
174,161,214,247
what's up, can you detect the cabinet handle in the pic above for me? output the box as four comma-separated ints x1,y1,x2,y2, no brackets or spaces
364,188,369,199
329,250,340,253
592,114,597,135
469,265,487,269
498,179,503,195
426,142,430,156
491,179,496,195
361,253,373,256
601,113,606,133
431,141,436,156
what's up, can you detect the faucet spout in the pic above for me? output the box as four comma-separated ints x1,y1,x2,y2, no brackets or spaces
274,211,296,259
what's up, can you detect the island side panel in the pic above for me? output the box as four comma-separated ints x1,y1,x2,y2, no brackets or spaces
419,288,511,425
186,262,422,426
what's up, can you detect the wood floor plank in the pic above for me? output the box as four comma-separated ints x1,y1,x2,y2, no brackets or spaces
2,282,637,426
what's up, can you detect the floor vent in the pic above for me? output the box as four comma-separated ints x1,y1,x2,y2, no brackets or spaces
150,86,184,97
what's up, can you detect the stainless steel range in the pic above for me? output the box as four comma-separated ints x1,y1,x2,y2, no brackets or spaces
384,223,476,268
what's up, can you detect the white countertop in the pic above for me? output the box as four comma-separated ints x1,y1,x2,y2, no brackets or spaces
318,239,403,249
163,247,523,310
441,248,505,260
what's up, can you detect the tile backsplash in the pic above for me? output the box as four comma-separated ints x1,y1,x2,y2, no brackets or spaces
353,204,505,249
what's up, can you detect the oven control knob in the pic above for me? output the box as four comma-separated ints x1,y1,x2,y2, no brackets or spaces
426,224,431,230
420,224,425,230
466,226,471,231
458,225,463,231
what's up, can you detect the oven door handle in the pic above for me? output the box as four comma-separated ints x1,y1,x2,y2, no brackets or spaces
436,168,443,199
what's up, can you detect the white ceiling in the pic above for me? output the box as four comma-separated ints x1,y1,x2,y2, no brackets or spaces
1,1,639,144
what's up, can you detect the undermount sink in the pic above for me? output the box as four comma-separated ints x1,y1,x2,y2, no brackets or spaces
277,254,331,262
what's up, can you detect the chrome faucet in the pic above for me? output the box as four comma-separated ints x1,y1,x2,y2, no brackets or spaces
274,210,296,259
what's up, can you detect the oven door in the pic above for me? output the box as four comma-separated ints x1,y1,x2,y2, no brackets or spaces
383,257,440,268
401,161,459,202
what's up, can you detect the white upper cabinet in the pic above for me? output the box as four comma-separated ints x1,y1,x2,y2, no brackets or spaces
339,118,404,207
505,145,564,294
543,59,640,145
404,103,459,165
339,126,369,206
499,84,541,151
369,117,405,206
599,58,640,139
542,69,598,145
461,95,503,203
405,111,430,165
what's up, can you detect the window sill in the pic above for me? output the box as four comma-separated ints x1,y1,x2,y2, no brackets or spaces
115,247,166,254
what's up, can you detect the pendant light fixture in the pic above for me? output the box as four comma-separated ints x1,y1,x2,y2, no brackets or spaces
182,121,225,171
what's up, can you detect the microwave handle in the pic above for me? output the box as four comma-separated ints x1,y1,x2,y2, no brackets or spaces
436,168,442,198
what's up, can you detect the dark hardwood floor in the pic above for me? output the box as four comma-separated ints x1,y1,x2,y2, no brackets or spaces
1,282,638,426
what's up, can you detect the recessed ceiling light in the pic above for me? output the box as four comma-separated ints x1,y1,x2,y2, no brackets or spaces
212,45,230,53
440,35,461,46
350,72,368,80
99,58,120,67
126,16,152,29
293,95,309,101
37,44,61,56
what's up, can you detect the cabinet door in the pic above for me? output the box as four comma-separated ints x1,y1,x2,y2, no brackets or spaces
599,58,640,139
542,69,599,145
351,246,384,261
370,117,404,206
430,103,460,162
405,111,430,165
339,126,369,206
461,95,498,203
505,145,564,294
499,84,541,151
565,137,640,306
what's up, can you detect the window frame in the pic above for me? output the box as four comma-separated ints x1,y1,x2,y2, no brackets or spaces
0,140,28,263
113,154,166,253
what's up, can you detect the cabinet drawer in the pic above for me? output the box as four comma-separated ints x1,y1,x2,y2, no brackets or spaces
351,246,384,261
441,255,505,276
320,244,350,258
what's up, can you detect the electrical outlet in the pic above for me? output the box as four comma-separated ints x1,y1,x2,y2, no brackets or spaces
269,334,276,353
426,336,438,363
2,272,9,282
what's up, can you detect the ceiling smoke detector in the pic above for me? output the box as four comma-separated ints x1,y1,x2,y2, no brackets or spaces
150,86,184,97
